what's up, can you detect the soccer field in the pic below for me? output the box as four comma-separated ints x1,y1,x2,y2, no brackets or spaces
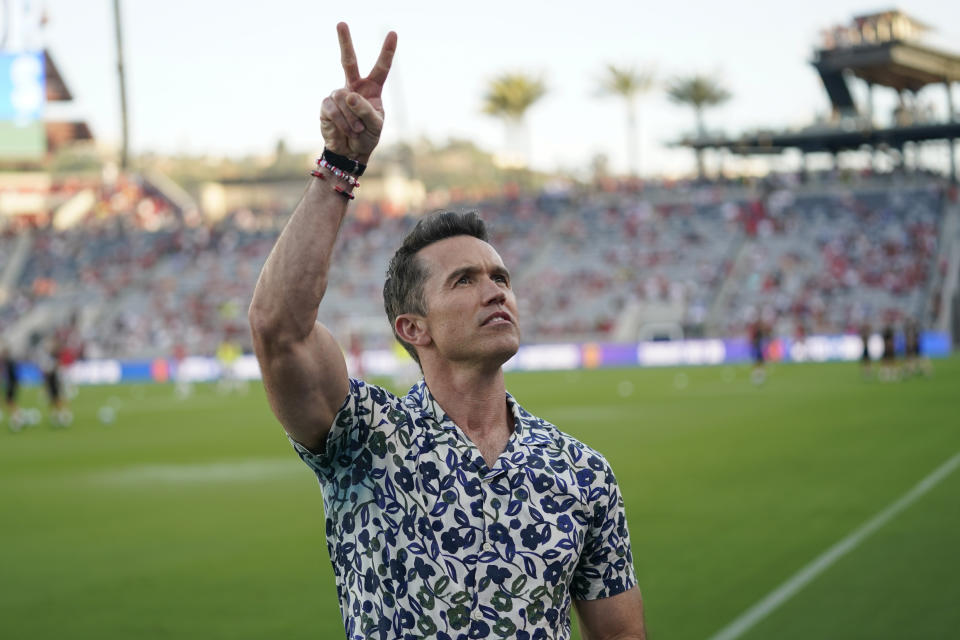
2,358,958,639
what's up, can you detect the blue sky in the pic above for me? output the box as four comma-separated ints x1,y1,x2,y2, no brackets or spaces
33,1,960,175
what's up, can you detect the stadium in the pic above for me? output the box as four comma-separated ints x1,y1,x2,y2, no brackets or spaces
1,3,959,639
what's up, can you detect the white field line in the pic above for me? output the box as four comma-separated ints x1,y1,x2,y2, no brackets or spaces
86,458,303,486
707,450,960,640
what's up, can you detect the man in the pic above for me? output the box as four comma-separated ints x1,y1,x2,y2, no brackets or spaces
1,344,25,431
903,319,931,378
749,319,766,385
216,335,246,395
858,323,872,378
249,23,645,640
880,323,897,382
33,333,72,427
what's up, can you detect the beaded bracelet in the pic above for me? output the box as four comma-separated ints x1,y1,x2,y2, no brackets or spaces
321,148,366,176
310,169,355,200
317,158,360,189
333,184,355,200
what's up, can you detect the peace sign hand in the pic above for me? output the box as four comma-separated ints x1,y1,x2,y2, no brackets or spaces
320,23,397,163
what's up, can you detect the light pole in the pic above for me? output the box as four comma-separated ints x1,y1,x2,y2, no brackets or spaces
113,0,129,170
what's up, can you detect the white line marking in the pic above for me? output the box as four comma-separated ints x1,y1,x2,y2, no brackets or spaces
707,450,960,640
86,458,303,486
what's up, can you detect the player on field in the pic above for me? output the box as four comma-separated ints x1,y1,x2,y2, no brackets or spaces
216,336,246,395
249,23,645,640
879,323,897,382
903,319,931,378
2,344,26,431
33,334,72,427
858,323,873,378
750,319,767,385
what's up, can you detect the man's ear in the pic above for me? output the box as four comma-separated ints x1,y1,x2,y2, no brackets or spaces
395,314,431,348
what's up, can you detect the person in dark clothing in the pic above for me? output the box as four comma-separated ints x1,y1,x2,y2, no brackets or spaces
903,320,931,377
33,335,72,427
1,345,25,431
859,323,873,377
750,320,767,385
880,324,897,381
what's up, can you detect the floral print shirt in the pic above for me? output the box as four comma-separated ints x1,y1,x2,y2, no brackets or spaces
291,378,636,640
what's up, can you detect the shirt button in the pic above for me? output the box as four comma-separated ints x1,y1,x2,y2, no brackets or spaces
483,540,494,552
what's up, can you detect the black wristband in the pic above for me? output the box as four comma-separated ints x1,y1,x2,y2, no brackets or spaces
321,148,366,176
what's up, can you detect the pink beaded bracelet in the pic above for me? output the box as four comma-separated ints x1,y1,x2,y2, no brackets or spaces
317,158,360,188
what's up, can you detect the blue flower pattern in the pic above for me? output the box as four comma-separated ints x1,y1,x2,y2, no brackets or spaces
290,378,636,640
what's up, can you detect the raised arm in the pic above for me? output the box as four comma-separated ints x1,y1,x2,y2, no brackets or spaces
249,23,397,451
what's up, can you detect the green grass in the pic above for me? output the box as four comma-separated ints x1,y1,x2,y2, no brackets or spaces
1,359,958,639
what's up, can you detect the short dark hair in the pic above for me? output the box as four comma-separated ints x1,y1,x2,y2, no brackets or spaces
383,211,488,364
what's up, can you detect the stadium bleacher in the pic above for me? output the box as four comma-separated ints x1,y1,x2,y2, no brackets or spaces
0,171,952,361
713,182,944,338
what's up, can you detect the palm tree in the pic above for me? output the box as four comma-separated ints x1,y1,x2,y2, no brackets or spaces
667,74,731,177
482,72,547,168
597,64,655,178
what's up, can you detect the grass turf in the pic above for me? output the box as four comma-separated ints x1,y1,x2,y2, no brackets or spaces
1,358,958,639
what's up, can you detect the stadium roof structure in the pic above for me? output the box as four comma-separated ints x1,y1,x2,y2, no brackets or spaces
813,10,960,113
44,50,73,102
43,50,93,153
44,121,93,152
675,10,959,180
679,121,960,156
815,39,960,94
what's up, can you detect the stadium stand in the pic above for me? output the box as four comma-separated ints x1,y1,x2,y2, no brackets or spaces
0,170,953,360
711,181,945,339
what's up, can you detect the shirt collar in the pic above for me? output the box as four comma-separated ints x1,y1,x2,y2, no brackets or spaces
404,378,554,449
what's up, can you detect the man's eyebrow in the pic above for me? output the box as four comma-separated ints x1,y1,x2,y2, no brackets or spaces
445,265,479,285
444,264,511,284
492,265,511,280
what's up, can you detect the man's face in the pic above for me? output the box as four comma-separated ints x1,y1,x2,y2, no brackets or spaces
414,235,520,367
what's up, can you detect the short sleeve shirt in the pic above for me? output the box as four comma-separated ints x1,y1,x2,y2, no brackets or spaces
291,378,636,640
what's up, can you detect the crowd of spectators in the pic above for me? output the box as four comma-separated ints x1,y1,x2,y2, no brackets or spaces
717,182,944,338
0,171,951,361
517,190,742,339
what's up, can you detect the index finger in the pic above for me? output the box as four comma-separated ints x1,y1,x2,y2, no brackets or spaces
337,22,361,86
366,31,398,88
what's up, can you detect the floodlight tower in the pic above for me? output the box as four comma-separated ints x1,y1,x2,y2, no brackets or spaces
113,0,129,170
